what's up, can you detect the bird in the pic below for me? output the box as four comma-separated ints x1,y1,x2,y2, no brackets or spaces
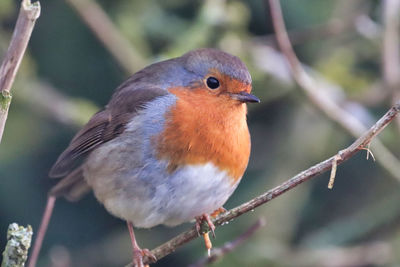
28,48,259,267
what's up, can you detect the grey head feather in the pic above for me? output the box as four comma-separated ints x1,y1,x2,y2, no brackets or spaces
113,48,251,96
181,48,252,85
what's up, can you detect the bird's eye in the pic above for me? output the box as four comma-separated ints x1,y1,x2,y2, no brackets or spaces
206,77,220,89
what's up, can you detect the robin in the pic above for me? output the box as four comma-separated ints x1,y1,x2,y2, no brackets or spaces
28,48,259,267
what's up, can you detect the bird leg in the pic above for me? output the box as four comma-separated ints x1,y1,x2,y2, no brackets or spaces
127,221,156,267
195,213,216,256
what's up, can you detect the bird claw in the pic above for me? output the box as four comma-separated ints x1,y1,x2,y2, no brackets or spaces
132,248,156,267
195,214,216,238
132,248,145,267
142,248,157,263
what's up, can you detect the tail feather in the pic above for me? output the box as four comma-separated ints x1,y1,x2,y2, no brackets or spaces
49,167,90,201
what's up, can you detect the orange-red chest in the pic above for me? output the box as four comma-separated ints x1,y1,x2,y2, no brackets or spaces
155,87,251,184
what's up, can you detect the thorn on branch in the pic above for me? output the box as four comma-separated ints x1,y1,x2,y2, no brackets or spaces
328,154,342,189
361,143,376,161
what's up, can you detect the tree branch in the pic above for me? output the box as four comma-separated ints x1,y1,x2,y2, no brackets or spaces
124,102,400,266
0,0,40,143
1,223,33,267
64,0,146,74
266,0,400,182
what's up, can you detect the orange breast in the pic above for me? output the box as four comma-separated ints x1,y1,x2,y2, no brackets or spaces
155,87,251,184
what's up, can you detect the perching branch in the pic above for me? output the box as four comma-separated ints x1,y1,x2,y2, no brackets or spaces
188,218,266,267
125,102,400,266
1,223,33,267
0,0,40,143
267,0,400,182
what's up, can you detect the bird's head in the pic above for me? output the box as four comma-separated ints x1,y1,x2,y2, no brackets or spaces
178,48,260,105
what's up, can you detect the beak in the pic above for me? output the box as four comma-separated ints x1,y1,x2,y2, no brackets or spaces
231,91,260,103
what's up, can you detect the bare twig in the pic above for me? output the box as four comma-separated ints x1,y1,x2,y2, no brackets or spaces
65,0,146,74
188,218,266,267
267,0,400,182
382,0,400,131
0,0,40,143
27,196,56,267
124,103,400,266
1,223,33,267
261,19,352,47
18,80,97,128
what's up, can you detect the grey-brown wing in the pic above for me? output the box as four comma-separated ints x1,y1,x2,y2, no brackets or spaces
49,87,168,178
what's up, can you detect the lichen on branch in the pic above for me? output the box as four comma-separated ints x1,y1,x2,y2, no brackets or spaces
1,223,33,267
0,91,12,111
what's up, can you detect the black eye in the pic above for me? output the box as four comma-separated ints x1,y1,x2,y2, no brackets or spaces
206,77,220,89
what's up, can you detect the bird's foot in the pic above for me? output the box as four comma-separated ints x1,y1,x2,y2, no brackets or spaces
195,213,216,257
195,213,216,237
132,248,156,267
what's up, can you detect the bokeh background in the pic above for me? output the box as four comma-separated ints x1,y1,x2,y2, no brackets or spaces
1,0,400,266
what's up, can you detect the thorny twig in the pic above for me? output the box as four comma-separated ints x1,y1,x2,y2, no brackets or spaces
125,102,400,266
267,0,400,182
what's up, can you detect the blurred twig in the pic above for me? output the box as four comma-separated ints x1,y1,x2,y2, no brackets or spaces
124,103,400,266
188,218,266,267
282,241,392,267
267,0,400,182
382,0,400,131
0,0,40,143
1,223,33,267
261,19,352,47
65,0,146,74
17,80,98,128
301,193,400,247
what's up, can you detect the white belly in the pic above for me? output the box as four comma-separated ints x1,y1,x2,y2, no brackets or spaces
86,160,238,228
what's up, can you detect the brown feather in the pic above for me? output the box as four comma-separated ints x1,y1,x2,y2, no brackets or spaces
49,87,167,178
48,85,168,202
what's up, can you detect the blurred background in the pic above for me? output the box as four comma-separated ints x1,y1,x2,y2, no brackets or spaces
1,0,400,266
